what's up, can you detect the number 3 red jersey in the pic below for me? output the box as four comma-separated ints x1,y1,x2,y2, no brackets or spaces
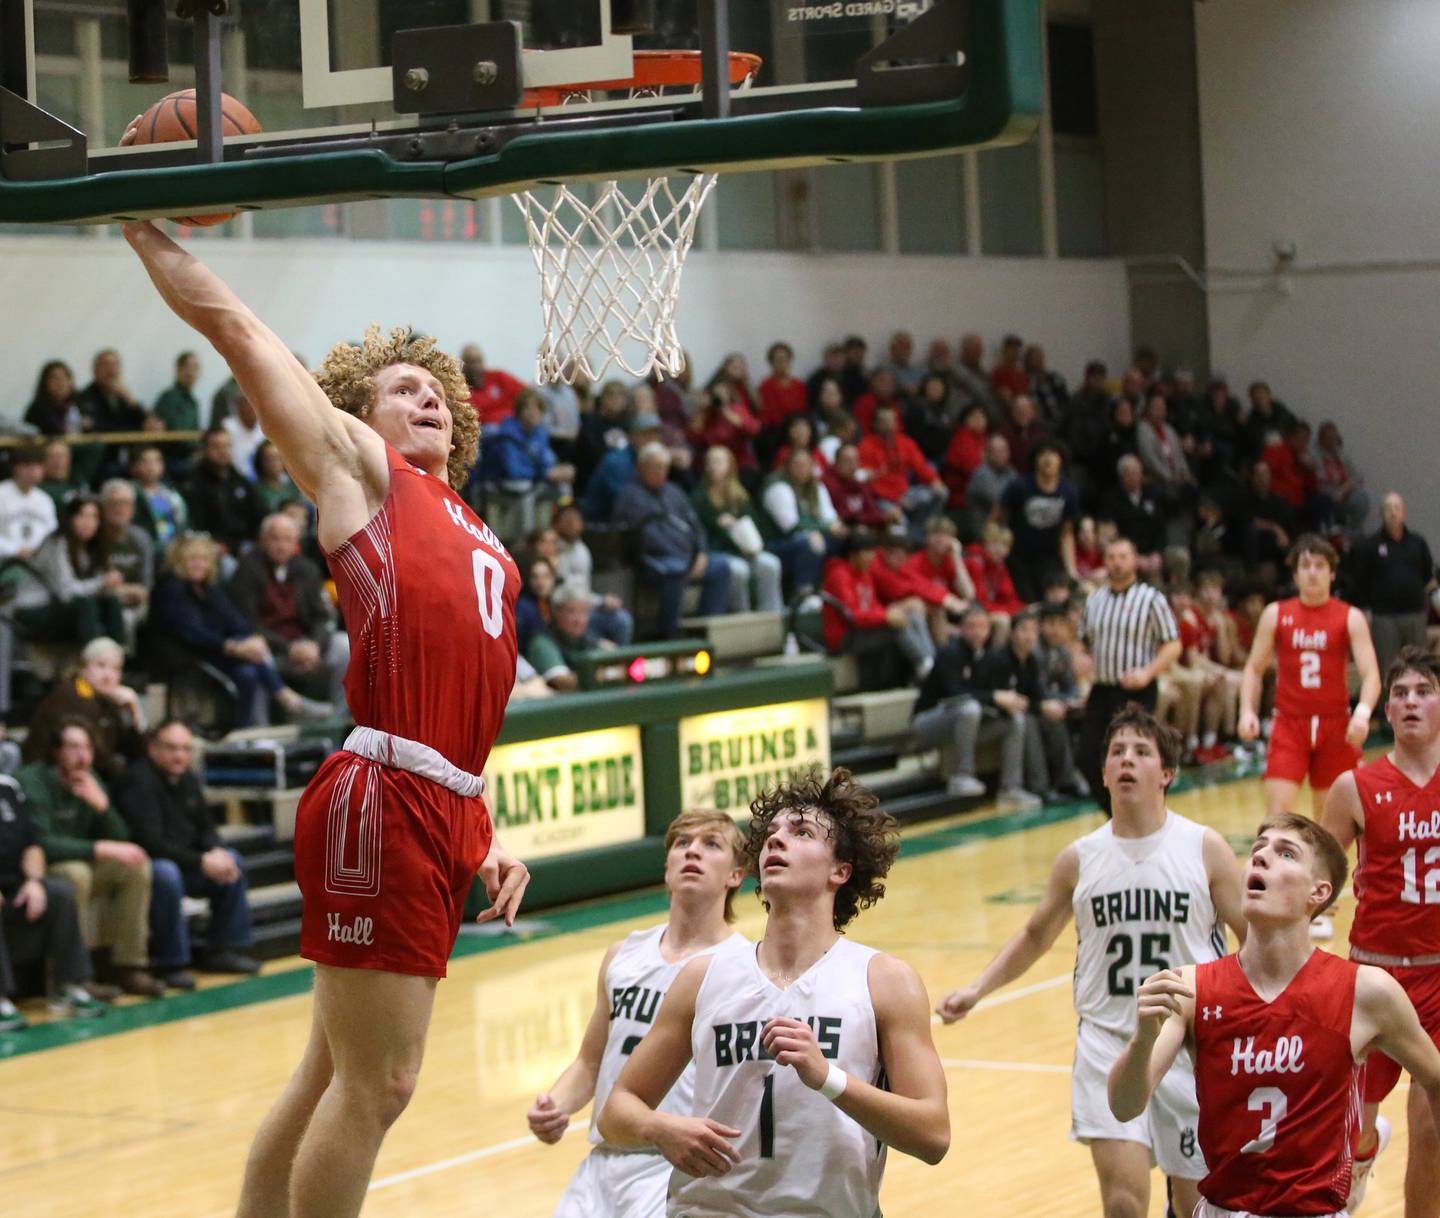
1351,756,1440,957
1273,597,1352,717
326,442,519,775
1192,951,1363,1216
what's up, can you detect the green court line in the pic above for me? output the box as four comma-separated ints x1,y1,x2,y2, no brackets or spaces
0,760,1262,1062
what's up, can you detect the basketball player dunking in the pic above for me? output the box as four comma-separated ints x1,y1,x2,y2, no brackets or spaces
937,706,1246,1218
529,810,749,1218
598,769,949,1217
1323,646,1440,1215
1239,534,1380,939
1110,814,1440,1218
122,222,530,1218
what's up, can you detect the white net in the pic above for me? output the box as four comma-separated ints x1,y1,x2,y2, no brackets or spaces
512,173,717,385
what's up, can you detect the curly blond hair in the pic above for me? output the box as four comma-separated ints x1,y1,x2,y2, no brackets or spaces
313,325,478,490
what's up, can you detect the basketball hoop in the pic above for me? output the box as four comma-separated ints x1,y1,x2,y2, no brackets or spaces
513,50,760,385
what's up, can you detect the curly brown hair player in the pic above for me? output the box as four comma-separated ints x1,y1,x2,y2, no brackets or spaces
599,768,948,1217
122,221,530,1218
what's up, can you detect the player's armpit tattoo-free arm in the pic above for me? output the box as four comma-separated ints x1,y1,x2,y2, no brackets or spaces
121,221,365,500
1360,966,1440,1131
1347,607,1382,712
1108,965,1194,1121
842,955,949,1164
544,944,618,1115
1320,771,1364,853
597,956,707,1147
967,844,1078,999
1240,603,1278,720
1203,829,1248,948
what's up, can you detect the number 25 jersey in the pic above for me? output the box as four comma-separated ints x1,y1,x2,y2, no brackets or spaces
674,938,884,1218
1073,811,1225,1036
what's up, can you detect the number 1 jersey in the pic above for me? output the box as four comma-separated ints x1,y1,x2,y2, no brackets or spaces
674,938,884,1218
325,441,519,775
1072,811,1226,1036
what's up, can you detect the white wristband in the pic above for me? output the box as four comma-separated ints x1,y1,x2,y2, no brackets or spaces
1354,702,1372,720
819,1064,848,1101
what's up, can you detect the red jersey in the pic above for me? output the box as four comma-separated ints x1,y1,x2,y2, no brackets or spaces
1193,951,1363,1216
1273,597,1352,717
327,442,520,775
820,557,887,651
1179,604,1217,664
1351,755,1440,958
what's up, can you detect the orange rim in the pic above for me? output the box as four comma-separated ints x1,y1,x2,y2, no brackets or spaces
523,50,763,108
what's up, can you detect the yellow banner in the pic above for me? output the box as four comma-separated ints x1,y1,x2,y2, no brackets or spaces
679,698,831,814
483,726,645,861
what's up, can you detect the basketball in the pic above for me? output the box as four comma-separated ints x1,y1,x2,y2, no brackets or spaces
127,88,262,226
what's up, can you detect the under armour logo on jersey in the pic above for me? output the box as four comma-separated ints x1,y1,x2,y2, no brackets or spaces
1202,1005,1222,1021
1377,791,1394,804
1280,615,1293,626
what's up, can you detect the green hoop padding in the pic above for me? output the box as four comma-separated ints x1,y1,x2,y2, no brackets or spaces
0,0,1040,226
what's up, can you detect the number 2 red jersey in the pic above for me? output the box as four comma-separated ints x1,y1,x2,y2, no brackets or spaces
326,441,520,775
1192,951,1362,1216
1351,755,1440,957
1273,596,1352,717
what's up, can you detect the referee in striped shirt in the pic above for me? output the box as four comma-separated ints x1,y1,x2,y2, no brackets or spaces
1079,536,1182,811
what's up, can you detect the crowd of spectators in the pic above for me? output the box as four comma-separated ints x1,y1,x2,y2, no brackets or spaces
2,330,1436,859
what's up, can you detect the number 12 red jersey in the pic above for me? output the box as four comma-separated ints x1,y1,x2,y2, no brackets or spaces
1192,950,1362,1216
1351,755,1440,957
326,441,519,776
1273,597,1352,718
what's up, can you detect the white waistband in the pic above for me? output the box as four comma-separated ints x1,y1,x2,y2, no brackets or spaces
343,726,486,799
1350,947,1440,969
1194,1202,1346,1218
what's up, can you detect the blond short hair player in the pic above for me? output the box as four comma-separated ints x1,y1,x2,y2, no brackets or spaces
529,811,749,1218
1322,646,1440,1215
1110,814,1440,1218
598,769,949,1217
122,222,530,1218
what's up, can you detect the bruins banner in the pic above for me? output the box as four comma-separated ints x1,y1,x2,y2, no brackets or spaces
679,698,830,814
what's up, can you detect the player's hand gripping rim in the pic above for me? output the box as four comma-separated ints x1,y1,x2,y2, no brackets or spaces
651,1114,742,1177
761,1017,830,1089
1135,969,1192,1038
476,841,530,928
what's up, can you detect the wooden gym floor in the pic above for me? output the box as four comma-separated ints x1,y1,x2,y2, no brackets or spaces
0,761,1416,1218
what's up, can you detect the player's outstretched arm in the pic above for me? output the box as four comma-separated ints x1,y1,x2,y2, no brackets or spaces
527,942,618,1144
1357,965,1440,1131
598,957,741,1176
1203,828,1248,949
764,953,949,1164
1108,965,1195,1121
120,221,378,502
1345,607,1382,748
935,843,1078,1023
1238,603,1278,740
1320,771,1364,853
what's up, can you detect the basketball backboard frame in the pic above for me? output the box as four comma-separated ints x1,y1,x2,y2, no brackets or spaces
0,0,1043,226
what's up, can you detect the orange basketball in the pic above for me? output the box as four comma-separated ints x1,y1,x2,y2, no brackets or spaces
128,89,263,226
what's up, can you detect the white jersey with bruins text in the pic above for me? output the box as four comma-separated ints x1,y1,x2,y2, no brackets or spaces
591,925,749,1150
671,937,885,1218
1072,810,1225,1036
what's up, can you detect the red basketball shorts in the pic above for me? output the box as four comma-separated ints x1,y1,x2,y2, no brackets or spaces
294,751,493,978
1363,963,1440,1102
1264,712,1359,790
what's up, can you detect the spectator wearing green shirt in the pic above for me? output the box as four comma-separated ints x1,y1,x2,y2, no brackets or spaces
17,718,164,997
524,585,612,693
253,440,303,514
39,438,78,511
154,351,201,432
